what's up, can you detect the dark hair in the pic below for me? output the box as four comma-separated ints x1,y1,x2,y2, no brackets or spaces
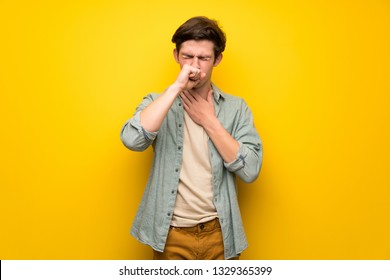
171,16,226,59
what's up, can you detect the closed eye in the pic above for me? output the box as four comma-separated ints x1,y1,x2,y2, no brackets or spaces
182,54,194,59
181,54,211,61
198,56,211,61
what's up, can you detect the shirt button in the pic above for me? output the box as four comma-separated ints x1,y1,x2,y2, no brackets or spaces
171,190,175,194
178,124,182,128
178,103,182,106
178,146,181,150
199,224,205,230
175,168,179,172
167,212,171,216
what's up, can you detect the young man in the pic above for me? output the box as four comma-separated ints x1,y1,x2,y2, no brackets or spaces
120,16,262,260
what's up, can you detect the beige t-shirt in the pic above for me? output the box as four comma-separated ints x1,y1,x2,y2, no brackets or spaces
171,111,218,227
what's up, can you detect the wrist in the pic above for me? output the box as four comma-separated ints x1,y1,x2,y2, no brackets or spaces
202,114,220,131
166,83,183,97
170,82,185,93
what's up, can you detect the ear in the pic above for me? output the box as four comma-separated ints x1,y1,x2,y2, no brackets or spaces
173,48,179,63
214,53,223,67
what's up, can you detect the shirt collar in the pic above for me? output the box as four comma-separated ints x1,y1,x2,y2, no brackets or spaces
211,83,225,104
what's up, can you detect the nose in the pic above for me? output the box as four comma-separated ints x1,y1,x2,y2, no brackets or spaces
191,57,200,69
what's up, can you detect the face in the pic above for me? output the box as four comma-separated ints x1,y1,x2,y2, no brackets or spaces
174,40,222,89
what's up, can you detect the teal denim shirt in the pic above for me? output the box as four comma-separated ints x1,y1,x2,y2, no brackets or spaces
120,84,262,259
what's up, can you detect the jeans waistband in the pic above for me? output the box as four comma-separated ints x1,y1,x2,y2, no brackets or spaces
170,218,220,233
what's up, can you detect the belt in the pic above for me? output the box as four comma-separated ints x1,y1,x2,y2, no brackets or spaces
170,218,220,233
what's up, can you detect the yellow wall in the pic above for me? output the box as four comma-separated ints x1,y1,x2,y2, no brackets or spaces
1,0,389,259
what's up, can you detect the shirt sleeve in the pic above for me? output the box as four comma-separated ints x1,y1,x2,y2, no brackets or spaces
223,99,262,183
120,94,159,151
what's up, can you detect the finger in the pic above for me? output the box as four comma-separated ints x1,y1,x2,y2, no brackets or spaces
182,101,190,112
180,92,192,107
180,94,190,111
188,68,201,81
188,90,198,101
183,90,197,102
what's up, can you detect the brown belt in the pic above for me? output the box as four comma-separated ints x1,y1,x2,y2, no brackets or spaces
170,218,220,233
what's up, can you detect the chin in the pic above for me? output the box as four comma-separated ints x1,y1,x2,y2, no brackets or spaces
194,80,210,90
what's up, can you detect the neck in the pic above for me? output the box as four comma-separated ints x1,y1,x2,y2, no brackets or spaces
192,81,212,100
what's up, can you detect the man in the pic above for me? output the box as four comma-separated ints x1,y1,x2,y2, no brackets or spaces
120,16,262,260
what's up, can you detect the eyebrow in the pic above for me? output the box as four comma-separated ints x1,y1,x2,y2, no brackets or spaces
181,53,212,59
